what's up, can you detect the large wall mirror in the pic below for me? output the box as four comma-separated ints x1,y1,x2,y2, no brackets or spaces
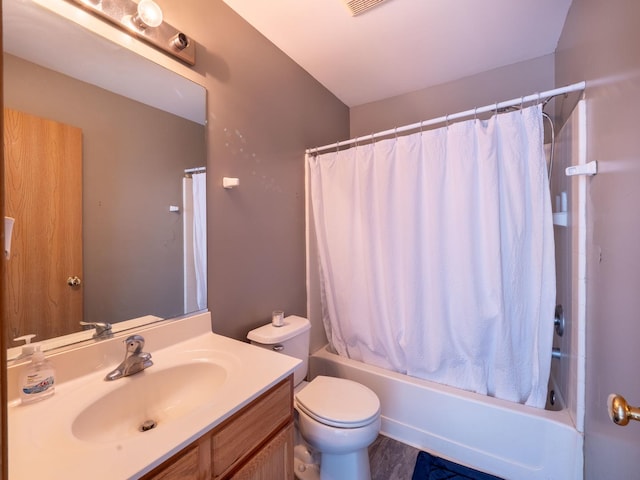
3,0,207,359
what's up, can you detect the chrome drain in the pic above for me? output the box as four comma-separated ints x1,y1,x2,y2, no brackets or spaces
139,419,157,432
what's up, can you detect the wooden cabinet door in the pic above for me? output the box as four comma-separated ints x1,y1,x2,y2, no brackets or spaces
212,379,292,479
231,423,294,480
3,108,83,340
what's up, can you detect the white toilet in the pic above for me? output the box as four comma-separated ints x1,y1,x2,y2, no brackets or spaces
247,315,381,480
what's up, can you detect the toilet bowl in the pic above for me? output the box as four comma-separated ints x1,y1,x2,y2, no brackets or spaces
295,376,381,480
247,316,381,480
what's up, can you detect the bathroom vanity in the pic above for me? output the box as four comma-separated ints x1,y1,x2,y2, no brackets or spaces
144,377,293,479
7,312,299,479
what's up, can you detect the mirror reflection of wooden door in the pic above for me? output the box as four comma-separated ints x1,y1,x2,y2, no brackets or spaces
3,108,83,342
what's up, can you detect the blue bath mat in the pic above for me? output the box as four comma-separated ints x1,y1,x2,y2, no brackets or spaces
412,451,504,480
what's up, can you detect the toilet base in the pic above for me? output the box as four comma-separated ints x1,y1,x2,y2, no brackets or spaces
320,450,371,480
294,444,320,480
294,456,320,480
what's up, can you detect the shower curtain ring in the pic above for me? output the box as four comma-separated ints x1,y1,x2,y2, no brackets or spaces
520,96,524,113
473,107,478,121
420,121,424,133
445,114,449,129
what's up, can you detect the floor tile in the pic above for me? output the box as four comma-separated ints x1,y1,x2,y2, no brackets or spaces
369,434,420,480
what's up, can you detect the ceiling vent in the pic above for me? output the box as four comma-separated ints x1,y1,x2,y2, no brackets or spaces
343,0,390,16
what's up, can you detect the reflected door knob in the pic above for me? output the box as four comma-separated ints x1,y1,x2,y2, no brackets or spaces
67,276,82,287
608,394,640,426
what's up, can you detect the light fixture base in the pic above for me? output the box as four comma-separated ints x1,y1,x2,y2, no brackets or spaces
66,0,195,66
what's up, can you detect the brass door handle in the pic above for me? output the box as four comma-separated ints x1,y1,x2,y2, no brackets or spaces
608,394,640,426
67,276,82,287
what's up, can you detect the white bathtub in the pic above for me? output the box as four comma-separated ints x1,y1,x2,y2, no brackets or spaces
309,345,583,480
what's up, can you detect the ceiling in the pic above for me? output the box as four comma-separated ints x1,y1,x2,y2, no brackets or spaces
222,0,573,107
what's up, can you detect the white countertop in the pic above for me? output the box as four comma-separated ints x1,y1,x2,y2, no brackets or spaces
8,312,300,479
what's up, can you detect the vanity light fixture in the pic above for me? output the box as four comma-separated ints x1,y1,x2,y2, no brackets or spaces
132,0,163,29
343,0,390,16
67,0,195,65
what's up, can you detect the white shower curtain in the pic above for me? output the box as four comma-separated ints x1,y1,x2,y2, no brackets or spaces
192,172,207,310
308,105,555,408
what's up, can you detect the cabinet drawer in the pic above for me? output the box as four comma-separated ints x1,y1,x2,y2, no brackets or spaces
212,378,293,479
145,445,200,480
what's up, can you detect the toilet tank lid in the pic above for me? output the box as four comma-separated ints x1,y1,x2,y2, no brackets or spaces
247,315,310,344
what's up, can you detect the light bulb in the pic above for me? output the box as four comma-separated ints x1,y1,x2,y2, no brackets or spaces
133,0,163,28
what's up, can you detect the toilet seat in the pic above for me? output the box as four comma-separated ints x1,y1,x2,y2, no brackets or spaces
295,376,380,428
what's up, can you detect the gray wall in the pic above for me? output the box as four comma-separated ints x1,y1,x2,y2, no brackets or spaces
4,54,204,326
555,0,640,477
350,54,555,137
160,1,350,341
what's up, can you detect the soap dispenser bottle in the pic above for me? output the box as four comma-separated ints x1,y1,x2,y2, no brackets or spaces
19,345,55,404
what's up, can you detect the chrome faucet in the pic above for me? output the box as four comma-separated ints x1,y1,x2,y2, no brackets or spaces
105,335,153,381
80,321,113,340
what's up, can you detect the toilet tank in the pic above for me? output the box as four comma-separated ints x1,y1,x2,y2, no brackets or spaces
247,315,310,387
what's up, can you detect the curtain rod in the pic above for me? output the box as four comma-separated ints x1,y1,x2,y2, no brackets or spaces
306,81,586,155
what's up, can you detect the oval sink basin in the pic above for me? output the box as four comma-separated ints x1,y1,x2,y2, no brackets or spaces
72,361,227,443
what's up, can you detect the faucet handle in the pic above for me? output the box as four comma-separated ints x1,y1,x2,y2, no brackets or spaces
124,335,146,354
80,321,113,339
